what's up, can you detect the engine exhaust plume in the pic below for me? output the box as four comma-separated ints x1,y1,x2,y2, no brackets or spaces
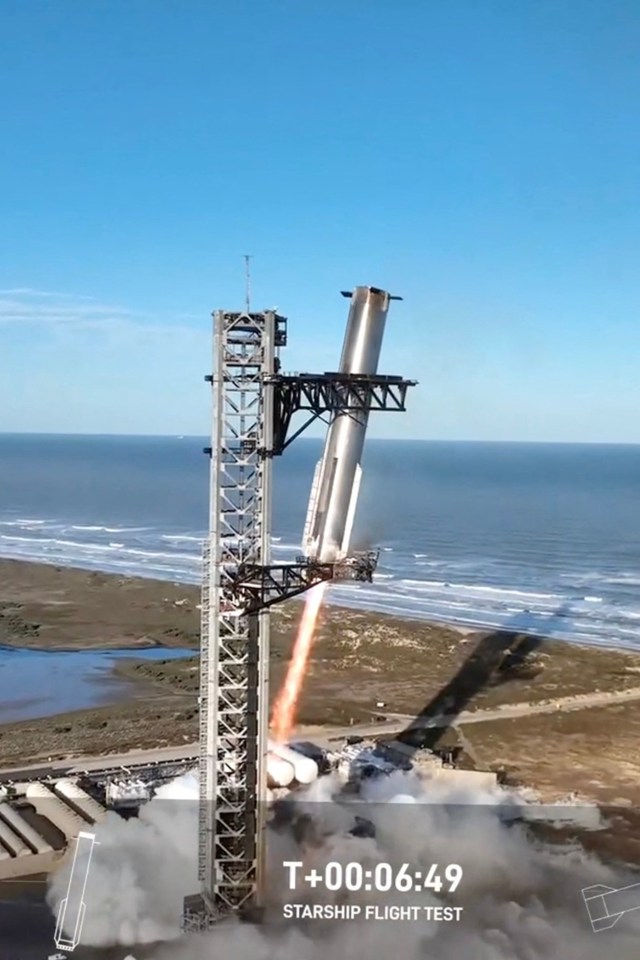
271,582,326,742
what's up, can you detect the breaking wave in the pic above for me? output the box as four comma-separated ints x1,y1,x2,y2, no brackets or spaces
0,513,639,650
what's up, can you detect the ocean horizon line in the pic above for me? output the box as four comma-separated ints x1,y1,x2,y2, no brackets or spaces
0,432,638,448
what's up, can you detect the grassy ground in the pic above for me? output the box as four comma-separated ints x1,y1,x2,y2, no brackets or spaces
2,558,640,806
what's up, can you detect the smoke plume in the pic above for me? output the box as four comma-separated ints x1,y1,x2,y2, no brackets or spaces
47,767,640,959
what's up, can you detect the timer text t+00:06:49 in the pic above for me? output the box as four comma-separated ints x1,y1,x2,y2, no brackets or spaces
283,862,463,893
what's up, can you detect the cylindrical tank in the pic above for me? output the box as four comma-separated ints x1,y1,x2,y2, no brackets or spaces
0,803,52,854
24,783,87,841
0,816,30,857
268,740,319,784
303,286,395,562
266,752,295,788
53,779,106,824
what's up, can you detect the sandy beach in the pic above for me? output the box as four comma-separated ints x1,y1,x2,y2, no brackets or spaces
1,558,640,807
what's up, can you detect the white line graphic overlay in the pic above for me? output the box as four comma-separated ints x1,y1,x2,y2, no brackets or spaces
582,881,640,932
53,830,99,951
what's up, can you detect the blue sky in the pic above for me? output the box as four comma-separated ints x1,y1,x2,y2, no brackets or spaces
1,0,639,441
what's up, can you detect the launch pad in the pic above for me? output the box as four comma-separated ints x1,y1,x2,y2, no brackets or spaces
183,287,415,930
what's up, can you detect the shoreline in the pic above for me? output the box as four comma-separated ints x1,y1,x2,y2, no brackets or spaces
2,557,640,807
0,555,635,656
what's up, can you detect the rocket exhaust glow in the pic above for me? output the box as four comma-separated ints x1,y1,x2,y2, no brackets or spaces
303,286,398,563
272,287,399,744
271,581,326,742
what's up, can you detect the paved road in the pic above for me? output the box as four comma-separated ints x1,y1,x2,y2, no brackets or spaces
4,685,640,782
317,685,640,743
395,684,640,726
0,743,198,783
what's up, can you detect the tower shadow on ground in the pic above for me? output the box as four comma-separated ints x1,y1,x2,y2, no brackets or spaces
394,604,572,759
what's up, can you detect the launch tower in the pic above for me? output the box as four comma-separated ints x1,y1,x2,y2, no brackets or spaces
183,288,415,930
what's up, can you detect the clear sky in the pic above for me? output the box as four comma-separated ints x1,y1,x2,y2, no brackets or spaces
1,0,639,441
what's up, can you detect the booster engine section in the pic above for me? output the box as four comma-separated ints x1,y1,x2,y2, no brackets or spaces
303,286,397,563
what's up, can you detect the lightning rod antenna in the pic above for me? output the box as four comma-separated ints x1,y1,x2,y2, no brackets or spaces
244,254,252,313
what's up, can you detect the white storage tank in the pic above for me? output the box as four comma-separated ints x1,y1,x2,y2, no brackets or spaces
0,804,52,854
0,814,30,857
268,740,319,784
53,779,106,824
23,783,87,841
266,752,295,788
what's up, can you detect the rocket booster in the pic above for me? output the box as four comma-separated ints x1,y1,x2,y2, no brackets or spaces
303,286,396,563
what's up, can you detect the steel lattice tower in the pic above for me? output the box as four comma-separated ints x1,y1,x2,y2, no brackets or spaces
183,292,415,930
184,310,283,926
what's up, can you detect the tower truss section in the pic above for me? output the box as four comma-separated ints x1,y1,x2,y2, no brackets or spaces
184,310,285,928
183,290,417,932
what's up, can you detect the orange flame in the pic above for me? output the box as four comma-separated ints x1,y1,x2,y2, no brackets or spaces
271,582,326,742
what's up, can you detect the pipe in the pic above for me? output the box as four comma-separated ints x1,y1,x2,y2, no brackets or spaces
303,286,396,562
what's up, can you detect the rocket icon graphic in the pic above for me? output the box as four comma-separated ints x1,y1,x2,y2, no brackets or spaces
53,830,99,951
582,881,640,932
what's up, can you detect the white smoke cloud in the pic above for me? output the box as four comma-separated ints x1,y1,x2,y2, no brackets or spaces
47,767,640,959
47,770,200,946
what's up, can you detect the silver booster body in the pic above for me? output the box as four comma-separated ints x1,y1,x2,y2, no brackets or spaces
302,286,393,562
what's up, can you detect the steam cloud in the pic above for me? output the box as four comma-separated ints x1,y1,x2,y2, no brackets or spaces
47,768,640,959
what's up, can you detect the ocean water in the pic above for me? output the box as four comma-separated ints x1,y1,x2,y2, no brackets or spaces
0,434,639,651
